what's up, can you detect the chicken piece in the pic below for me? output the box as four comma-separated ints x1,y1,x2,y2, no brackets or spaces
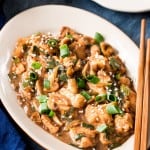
74,59,82,71
67,78,78,94
47,93,71,111
80,137,95,148
78,36,94,46
114,113,134,134
69,126,97,148
97,70,111,84
59,88,85,108
59,26,80,39
90,44,100,56
99,133,112,145
52,115,63,126
30,111,41,124
15,63,25,74
31,99,40,111
119,76,131,86
20,86,33,100
72,94,86,108
128,90,136,111
87,82,106,95
70,41,87,59
62,55,77,68
66,66,74,77
123,90,136,112
13,38,27,57
89,55,106,74
85,104,113,126
41,115,59,134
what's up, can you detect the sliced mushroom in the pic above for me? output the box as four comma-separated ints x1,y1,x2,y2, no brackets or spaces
41,115,59,134
67,78,78,94
82,62,90,77
100,42,114,57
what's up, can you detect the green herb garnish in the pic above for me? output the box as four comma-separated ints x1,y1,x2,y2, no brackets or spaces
86,75,100,84
74,133,85,141
94,32,104,44
96,124,108,133
77,78,86,88
95,94,107,103
106,103,123,115
49,110,55,117
43,79,50,89
47,39,58,48
59,44,70,58
29,72,38,81
80,91,91,101
110,57,120,70
31,61,42,69
82,122,95,130
39,103,49,114
36,95,48,103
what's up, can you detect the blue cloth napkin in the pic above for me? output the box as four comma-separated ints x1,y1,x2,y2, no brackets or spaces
0,108,27,150
0,0,150,150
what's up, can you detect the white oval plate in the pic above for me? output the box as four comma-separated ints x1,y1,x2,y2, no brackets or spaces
0,5,142,150
92,0,150,12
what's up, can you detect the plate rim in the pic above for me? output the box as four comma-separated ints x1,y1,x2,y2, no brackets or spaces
92,0,150,13
0,4,139,150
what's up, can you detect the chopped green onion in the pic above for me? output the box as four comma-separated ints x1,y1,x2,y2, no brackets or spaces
82,122,95,130
32,45,40,55
86,75,100,84
106,103,123,115
80,91,91,101
44,79,50,89
22,80,29,88
95,94,107,103
39,103,49,114
30,72,38,81
107,94,117,101
49,110,55,117
59,44,70,58
96,124,108,133
77,78,86,88
120,84,130,96
36,95,48,103
94,32,104,44
109,58,120,70
74,133,85,141
66,33,73,40
47,39,58,48
59,73,68,82
47,59,56,69
31,61,42,69
115,73,121,80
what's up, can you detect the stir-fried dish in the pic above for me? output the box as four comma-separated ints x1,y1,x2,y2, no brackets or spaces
9,27,136,149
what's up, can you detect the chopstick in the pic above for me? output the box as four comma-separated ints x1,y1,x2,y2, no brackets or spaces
134,19,146,150
140,39,150,150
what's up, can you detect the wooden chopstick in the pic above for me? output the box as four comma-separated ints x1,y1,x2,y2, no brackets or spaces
134,19,146,150
140,39,150,150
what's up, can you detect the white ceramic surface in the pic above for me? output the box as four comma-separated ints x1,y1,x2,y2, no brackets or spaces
92,0,150,12
0,5,141,150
